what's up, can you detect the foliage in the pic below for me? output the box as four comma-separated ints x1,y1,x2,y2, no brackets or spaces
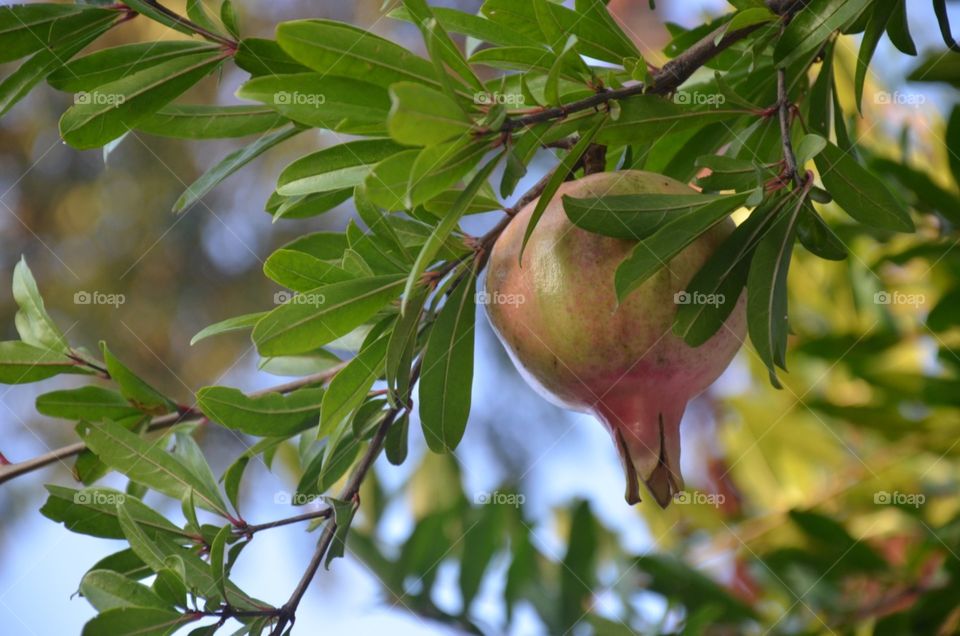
1,0,960,634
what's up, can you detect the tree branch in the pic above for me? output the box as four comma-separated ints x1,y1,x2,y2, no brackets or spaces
0,363,347,487
777,67,803,188
500,0,807,133
136,0,237,48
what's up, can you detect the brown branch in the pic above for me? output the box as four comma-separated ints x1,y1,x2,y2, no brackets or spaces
236,508,333,537
0,363,347,487
500,0,807,133
269,358,424,636
777,66,803,188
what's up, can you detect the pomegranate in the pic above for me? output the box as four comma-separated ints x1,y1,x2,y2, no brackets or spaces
484,170,745,507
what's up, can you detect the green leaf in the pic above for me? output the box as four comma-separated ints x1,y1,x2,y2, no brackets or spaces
60,51,225,149
0,4,114,64
13,257,68,352
220,0,239,38
101,343,176,414
0,341,85,384
694,155,765,192
196,386,325,437
187,0,222,36
797,202,848,261
854,3,896,112
0,14,115,117
81,606,191,636
209,524,232,601
774,0,870,68
814,141,914,232
459,504,503,611
323,496,357,568
674,197,782,346
401,154,501,310
411,7,530,47
402,0,485,93
386,289,425,399
234,38,310,76
267,190,352,221
252,276,405,356
190,312,265,346
36,386,140,421
315,425,363,492
420,271,477,453
320,334,388,437
746,196,803,387
363,149,420,211
135,104,285,139
407,138,489,208
237,73,390,134
794,133,827,166
276,20,442,91
80,570,172,612
717,7,776,44
560,500,598,631
47,41,219,92
885,0,916,56
264,249,355,293
80,420,230,517
173,124,301,213
596,95,741,145
520,117,604,259
384,412,410,465
387,82,473,146
121,0,197,36
563,192,738,240
614,192,750,302
277,139,407,196
41,485,186,541
633,555,755,621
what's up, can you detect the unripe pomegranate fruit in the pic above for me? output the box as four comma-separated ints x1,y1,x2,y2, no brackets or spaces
484,170,745,507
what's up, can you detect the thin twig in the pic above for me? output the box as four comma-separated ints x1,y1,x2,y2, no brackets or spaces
777,67,804,188
235,508,332,537
0,363,347,486
138,0,237,48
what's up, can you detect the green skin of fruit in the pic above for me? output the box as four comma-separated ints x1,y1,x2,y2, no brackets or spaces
484,170,746,507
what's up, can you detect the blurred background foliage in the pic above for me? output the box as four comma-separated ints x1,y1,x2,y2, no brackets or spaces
2,0,960,634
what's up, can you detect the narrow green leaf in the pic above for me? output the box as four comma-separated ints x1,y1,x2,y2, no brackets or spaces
814,141,914,232
520,117,605,259
80,420,229,517
196,386,326,437
388,82,473,146
596,95,742,145
563,192,737,240
0,341,85,384
855,3,896,112
36,386,140,421
80,606,191,636
234,38,310,76
101,343,176,414
60,51,224,149
774,0,870,69
0,4,115,63
885,0,916,56
135,104,285,139
420,271,477,453
190,312,265,346
402,154,502,311
323,497,357,568
252,276,405,356
319,335,388,437
174,125,300,213
13,257,68,352
80,570,172,612
408,138,489,207
277,140,407,196
614,192,750,302
264,249,355,293
276,20,442,91
41,485,186,541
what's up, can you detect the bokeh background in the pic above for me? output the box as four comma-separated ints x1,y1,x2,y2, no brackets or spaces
2,1,959,634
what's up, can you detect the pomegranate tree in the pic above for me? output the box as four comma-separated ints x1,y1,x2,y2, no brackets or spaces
484,170,746,507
